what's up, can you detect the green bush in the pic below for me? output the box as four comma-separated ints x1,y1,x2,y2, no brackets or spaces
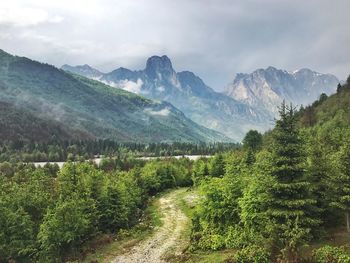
313,245,350,263
233,245,270,263
225,226,263,249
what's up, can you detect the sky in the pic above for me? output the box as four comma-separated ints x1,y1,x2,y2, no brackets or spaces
0,0,349,90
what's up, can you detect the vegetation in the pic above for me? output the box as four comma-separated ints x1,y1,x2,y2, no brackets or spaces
1,56,350,262
0,101,81,142
0,157,194,262
0,140,238,162
0,49,229,143
189,78,350,262
312,246,350,263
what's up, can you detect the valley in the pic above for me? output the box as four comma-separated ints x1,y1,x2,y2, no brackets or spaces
0,2,349,261
111,188,191,263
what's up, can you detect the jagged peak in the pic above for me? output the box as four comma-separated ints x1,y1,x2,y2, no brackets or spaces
110,67,133,73
292,68,316,75
178,70,196,78
145,55,174,76
62,64,96,70
266,66,278,71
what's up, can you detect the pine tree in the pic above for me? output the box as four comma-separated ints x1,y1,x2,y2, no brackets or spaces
209,153,225,177
331,140,350,232
243,130,263,151
306,137,331,235
267,102,317,259
337,83,342,93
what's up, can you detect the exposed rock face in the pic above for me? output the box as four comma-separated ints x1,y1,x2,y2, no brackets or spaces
225,66,339,115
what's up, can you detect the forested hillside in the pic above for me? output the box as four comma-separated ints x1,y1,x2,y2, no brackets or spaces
0,101,89,142
1,77,350,262
63,55,272,141
0,49,228,143
188,77,350,262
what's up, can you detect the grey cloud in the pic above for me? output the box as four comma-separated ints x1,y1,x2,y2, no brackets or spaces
0,0,349,90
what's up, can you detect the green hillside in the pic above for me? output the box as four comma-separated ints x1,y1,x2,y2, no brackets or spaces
0,49,229,143
299,77,350,149
0,101,91,142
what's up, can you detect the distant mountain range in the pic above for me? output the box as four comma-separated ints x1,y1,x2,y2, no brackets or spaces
63,56,271,141
0,49,229,143
225,67,339,115
63,57,339,140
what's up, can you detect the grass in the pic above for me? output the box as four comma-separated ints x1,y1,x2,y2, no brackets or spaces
77,194,164,263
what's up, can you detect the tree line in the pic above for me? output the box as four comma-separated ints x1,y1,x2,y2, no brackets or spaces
0,140,238,163
0,157,194,262
189,78,350,262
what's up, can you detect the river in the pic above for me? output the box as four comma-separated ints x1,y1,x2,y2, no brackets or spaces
32,155,211,168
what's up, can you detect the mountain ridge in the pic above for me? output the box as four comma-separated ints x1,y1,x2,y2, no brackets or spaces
62,56,272,141
0,49,230,143
225,66,339,115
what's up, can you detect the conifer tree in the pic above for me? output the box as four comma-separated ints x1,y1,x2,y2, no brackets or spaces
307,138,331,227
267,102,317,259
331,140,350,232
209,153,225,177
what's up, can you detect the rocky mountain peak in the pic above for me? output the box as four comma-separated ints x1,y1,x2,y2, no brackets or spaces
225,67,339,115
145,55,175,79
61,64,102,78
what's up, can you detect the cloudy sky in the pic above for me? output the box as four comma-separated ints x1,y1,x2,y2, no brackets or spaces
0,0,349,89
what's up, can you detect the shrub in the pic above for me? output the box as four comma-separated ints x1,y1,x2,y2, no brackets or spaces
233,245,270,263
313,245,350,263
225,226,263,249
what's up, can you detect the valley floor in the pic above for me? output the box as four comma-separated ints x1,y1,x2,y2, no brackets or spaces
83,187,235,263
111,188,190,263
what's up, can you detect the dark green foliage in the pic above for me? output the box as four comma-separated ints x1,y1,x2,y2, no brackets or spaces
0,139,239,163
319,93,328,104
208,153,225,177
0,101,79,142
0,49,229,143
0,156,193,262
243,130,263,151
267,102,316,229
330,141,350,232
233,245,271,263
265,102,318,261
0,205,35,261
190,152,247,250
38,197,96,261
190,79,350,262
313,245,350,263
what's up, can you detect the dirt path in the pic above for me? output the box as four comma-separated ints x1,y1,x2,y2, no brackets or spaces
111,188,191,263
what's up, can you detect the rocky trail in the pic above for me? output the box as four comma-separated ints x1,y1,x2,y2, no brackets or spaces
111,188,192,263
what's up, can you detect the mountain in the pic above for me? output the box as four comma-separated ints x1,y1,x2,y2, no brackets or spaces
0,49,229,143
63,56,271,141
61,64,103,79
0,101,89,142
225,66,339,115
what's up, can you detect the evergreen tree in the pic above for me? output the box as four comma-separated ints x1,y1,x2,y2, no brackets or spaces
307,137,331,228
245,149,256,166
337,83,342,93
267,102,317,259
331,140,350,232
243,130,263,151
209,153,225,177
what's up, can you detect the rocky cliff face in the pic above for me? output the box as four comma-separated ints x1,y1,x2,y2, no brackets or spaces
63,56,271,141
225,66,339,115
